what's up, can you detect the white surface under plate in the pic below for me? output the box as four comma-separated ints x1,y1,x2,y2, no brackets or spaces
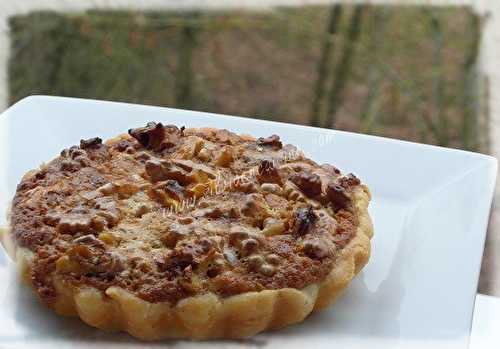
0,96,497,349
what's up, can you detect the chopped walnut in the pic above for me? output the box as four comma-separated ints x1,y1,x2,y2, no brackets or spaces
178,216,193,225
216,146,234,167
55,255,82,274
157,180,186,201
262,218,286,236
206,258,225,278
135,151,151,162
91,216,107,232
145,159,166,182
257,135,282,149
260,183,281,194
321,164,341,176
80,137,102,149
232,179,257,193
266,254,280,265
125,146,136,154
161,162,193,185
257,160,282,185
240,238,259,256
283,181,306,202
69,148,86,159
60,159,81,172
193,207,223,219
290,172,322,198
197,148,211,162
145,159,192,185
98,232,117,246
114,140,133,152
114,181,140,199
96,251,125,274
247,255,265,271
173,159,217,179
97,182,116,195
57,214,93,234
215,129,236,144
189,181,215,198
259,264,276,276
198,237,213,253
264,193,288,211
228,228,250,245
43,211,61,226
193,137,205,156
163,124,183,148
241,194,269,223
73,234,105,247
68,244,92,259
326,183,351,211
162,230,183,248
338,174,361,188
303,238,331,259
128,122,166,151
94,197,121,226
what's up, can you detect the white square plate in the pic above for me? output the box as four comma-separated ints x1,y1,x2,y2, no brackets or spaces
0,96,497,349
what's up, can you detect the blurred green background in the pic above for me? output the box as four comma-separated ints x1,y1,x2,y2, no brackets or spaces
8,5,483,150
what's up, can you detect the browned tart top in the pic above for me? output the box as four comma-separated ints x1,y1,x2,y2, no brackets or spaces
10,122,362,304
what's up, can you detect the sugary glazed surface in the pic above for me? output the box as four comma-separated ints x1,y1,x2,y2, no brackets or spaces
10,123,368,307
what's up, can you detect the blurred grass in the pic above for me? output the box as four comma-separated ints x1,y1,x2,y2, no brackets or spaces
8,5,481,150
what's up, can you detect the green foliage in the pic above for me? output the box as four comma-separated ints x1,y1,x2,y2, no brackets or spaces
8,6,481,149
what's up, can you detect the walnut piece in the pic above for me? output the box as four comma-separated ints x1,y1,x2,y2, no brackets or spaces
94,197,121,226
216,146,234,167
257,135,282,149
326,183,351,211
303,238,331,259
57,214,93,234
291,172,322,198
240,238,259,256
257,160,282,185
80,137,102,149
262,218,285,237
129,122,166,151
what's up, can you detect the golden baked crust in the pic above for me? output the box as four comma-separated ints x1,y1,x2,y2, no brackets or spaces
6,123,373,339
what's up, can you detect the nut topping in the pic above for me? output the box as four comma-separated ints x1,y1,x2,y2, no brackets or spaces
240,238,259,256
303,238,331,259
247,255,265,270
158,180,186,201
216,146,234,167
260,183,281,194
326,184,351,211
144,159,166,182
229,229,249,244
80,137,102,149
57,214,93,234
259,264,276,276
257,160,282,185
338,174,361,188
257,134,282,149
241,194,269,225
94,197,120,226
266,254,280,265
128,122,166,151
290,172,322,198
206,258,225,278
